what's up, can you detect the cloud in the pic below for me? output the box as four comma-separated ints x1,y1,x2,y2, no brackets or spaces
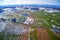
0,0,20,5
0,0,60,5
0,0,36,5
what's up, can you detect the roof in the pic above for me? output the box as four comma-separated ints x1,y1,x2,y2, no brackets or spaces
22,13,29,16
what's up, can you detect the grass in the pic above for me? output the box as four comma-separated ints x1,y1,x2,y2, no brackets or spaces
0,32,3,40
3,33,21,40
46,29,60,40
30,26,38,40
31,10,52,28
51,12,60,27
31,10,60,28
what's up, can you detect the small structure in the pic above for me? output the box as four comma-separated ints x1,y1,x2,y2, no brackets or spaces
24,17,34,25
45,9,60,13
22,13,29,16
39,7,46,10
45,10,54,13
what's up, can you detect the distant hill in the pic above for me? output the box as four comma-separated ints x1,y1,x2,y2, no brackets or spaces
0,4,60,10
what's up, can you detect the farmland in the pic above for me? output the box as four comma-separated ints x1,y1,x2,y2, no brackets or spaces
0,8,60,40
30,10,60,28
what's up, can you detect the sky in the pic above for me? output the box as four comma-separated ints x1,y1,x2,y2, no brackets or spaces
0,0,60,5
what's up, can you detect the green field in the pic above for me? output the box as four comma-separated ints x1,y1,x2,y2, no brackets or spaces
47,29,60,40
0,32,3,40
29,26,38,40
0,32,20,40
0,10,60,40
31,10,60,28
3,33,21,40
29,25,60,40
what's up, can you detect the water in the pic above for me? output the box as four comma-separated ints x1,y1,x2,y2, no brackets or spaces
51,28,60,34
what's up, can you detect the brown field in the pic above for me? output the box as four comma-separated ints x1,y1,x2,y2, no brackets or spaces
37,28,50,40
20,28,50,40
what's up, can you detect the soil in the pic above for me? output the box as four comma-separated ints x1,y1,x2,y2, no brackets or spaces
37,28,50,40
